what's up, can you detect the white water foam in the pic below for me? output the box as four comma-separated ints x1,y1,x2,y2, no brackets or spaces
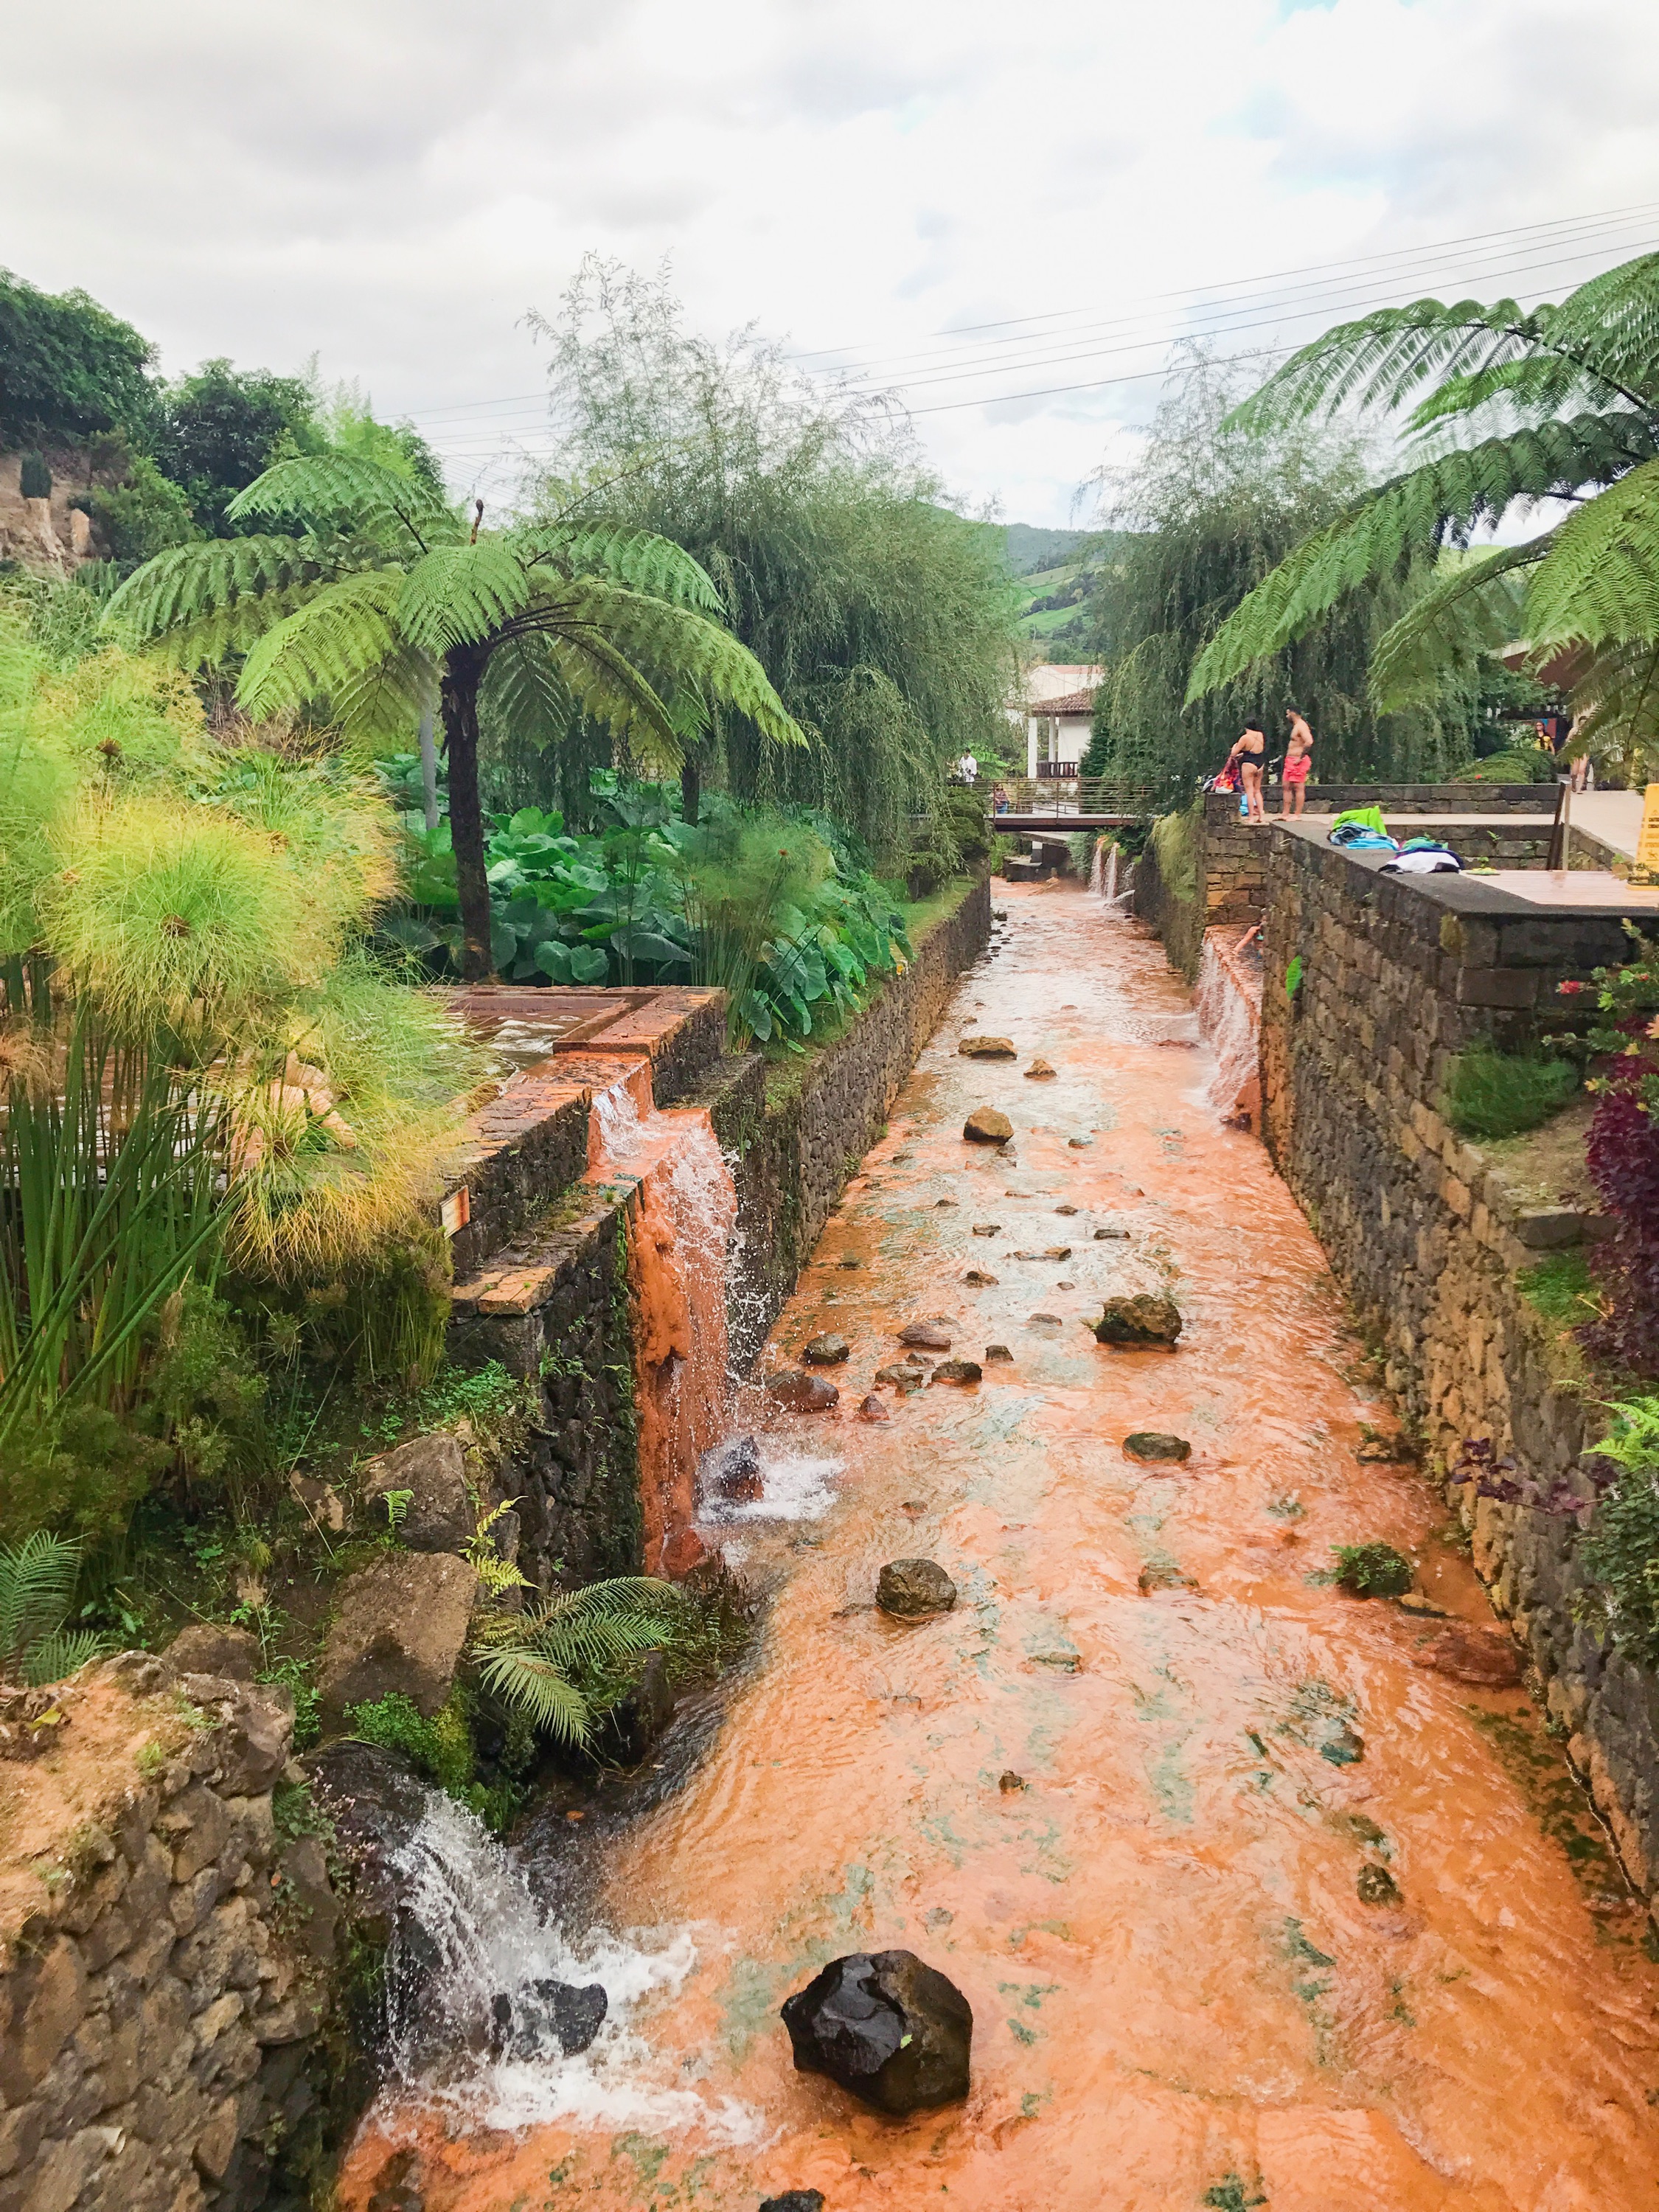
699,1445,844,1525
1194,933,1262,1119
592,1078,644,1163
383,1790,762,2143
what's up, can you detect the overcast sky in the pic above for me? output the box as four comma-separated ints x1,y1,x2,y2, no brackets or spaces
6,0,1658,525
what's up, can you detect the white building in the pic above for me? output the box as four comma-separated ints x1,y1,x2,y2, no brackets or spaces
1016,664,1102,778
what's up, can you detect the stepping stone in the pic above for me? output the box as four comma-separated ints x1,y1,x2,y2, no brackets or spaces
877,1559,958,1616
1026,1313,1062,1330
1123,1432,1192,1464
959,1035,1017,1058
964,1107,1013,1144
935,1197,959,1208
1091,1295,1183,1348
768,1371,841,1411
930,1360,982,1385
1068,1137,1093,1149
802,1333,850,1365
838,1253,862,1268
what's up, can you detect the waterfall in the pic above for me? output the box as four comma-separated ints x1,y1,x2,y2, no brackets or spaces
1090,837,1133,916
1194,929,1263,1129
379,1788,759,2140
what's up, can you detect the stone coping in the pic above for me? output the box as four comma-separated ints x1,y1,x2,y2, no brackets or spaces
1278,817,1658,921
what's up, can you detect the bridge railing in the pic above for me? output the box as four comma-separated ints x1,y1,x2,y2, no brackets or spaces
986,778,1158,819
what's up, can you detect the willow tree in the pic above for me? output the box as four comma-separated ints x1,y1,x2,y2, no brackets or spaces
106,453,801,975
1085,350,1462,802
1187,253,1659,759
526,260,1018,861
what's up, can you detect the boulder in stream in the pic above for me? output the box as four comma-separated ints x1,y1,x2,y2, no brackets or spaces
984,1343,1013,1362
760,2195,825,2212
898,1321,953,1350
1123,1432,1192,1464
1091,1294,1183,1349
1356,1865,1402,1907
963,1268,998,1286
781,1949,973,2114
877,1559,957,1617
702,1433,764,1503
958,1035,1017,1058
802,1333,851,1366
964,1107,1014,1144
930,1360,982,1385
768,1370,841,1412
971,1222,1001,1237
858,1394,891,1422
1024,1057,1057,1079
1408,1623,1523,1687
1093,1225,1130,1240
488,1975,609,2059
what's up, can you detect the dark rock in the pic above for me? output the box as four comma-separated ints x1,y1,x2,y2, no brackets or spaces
964,1107,1013,1144
1408,1624,1523,1687
1093,1225,1130,1239
768,1370,841,1412
858,1394,891,1422
1054,1204,1079,1216
1123,1432,1192,1464
934,1197,959,1208
162,1623,260,1682
1138,1562,1197,1594
1068,1136,1092,1149
1091,1295,1183,1349
781,1950,973,2115
963,1268,998,1286
803,1333,851,1366
602,1649,681,1761
361,1432,473,1553
970,1222,1001,1237
702,1433,763,1503
366,2146,425,2212
1356,1865,1401,1907
898,1321,953,1349
984,1344,1013,1362
760,2195,825,2212
993,908,1008,920
1024,1057,1057,1079
489,1976,608,2059
998,1771,1026,1793
930,1360,982,1385
874,1365,925,1395
838,1253,862,1269
318,1552,479,1727
1026,1312,1062,1329
302,1740,429,1923
959,1035,1017,1059
877,1559,957,1617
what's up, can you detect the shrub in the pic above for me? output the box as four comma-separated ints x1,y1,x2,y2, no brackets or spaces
1441,1048,1578,1141
1453,750,1554,784
18,453,51,501
1557,936,1659,1376
344,1690,476,1796
1331,1542,1413,1597
1574,1398,1659,1668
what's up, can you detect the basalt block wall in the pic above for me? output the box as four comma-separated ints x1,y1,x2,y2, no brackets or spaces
0,1666,339,2212
1259,829,1659,1909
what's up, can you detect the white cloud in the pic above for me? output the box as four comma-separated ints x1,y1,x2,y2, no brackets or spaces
7,0,1658,523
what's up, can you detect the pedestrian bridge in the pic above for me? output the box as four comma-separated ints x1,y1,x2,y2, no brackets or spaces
984,777,1158,831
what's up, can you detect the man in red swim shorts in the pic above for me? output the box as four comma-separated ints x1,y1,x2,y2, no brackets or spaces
1281,706,1313,816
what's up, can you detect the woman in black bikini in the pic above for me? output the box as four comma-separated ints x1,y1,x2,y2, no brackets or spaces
1226,722,1268,824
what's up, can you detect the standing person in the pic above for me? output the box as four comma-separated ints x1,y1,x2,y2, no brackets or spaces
1281,706,1313,817
956,750,978,785
1226,723,1268,823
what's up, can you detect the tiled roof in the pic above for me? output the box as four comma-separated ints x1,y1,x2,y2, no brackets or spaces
1030,690,1097,716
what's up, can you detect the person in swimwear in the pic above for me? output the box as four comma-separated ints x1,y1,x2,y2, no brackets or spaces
1226,722,1268,823
1281,707,1313,817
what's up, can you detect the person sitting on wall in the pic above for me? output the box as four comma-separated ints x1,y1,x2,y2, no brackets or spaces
1281,708,1313,818
1225,723,1268,823
991,782,1011,815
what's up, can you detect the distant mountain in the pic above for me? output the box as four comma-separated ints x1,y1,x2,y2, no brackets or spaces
1002,523,1096,578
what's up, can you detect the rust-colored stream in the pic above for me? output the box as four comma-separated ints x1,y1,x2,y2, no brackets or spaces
346,882,1659,2211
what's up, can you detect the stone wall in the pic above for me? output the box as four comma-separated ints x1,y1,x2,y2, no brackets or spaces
1259,828,1659,1908
0,1657,339,2212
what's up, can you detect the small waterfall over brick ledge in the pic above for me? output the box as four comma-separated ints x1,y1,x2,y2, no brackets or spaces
1194,924,1263,1129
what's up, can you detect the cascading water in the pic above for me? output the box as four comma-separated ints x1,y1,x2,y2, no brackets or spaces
378,1787,759,2142
1089,836,1134,914
1194,926,1263,1126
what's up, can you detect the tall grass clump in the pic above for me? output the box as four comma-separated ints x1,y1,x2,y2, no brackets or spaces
1441,1048,1579,1142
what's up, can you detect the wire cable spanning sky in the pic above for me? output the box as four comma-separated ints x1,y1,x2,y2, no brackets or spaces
7,0,1659,523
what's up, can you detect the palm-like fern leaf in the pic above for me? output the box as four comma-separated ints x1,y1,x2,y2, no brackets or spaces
472,1647,591,1743
236,571,409,719
1368,538,1549,712
229,453,456,549
479,631,575,749
23,1628,109,1688
1570,636,1659,754
1524,457,1659,648
0,1532,80,1677
519,524,725,614
105,537,324,649
470,1575,678,1746
399,542,536,655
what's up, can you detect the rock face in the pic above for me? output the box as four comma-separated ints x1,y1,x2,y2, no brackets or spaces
958,1035,1017,1059
802,1333,851,1366
305,1739,431,1921
768,1370,841,1412
1091,1294,1183,1349
361,1432,474,1552
963,1107,1013,1144
161,1621,260,1681
1024,1057,1057,1079
877,1559,958,1617
1123,1432,1192,1464
318,1551,479,1726
931,1360,982,1385
898,1321,953,1350
781,1950,973,2115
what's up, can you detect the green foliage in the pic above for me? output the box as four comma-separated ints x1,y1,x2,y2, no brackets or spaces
1441,1049,1578,1141
83,451,198,566
464,1501,532,1600
1517,1250,1599,1328
527,260,1018,867
150,359,319,538
1577,1397,1659,1667
1147,804,1201,906
470,1576,681,1747
0,1532,108,1685
1331,1541,1414,1598
1451,748,1554,784
18,453,51,501
1189,251,1659,770
0,270,156,446
345,1689,476,1797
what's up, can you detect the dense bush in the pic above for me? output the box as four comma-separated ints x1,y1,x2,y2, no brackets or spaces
1557,941,1659,1376
1453,749,1556,785
0,271,155,446
1441,1048,1579,1141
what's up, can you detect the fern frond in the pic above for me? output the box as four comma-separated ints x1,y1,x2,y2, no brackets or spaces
1535,251,1659,408
518,524,724,613
236,571,408,719
479,632,574,750
544,627,684,765
399,543,536,655
1226,296,1545,434
1406,355,1617,435
105,537,322,647
473,1646,592,1743
0,1532,80,1675
1368,538,1550,712
1187,411,1658,700
1524,459,1659,649
22,1629,108,1687
229,453,456,549
1569,636,1659,756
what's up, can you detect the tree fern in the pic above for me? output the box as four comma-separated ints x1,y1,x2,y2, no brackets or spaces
1526,458,1659,648
470,1576,678,1746
1368,538,1546,713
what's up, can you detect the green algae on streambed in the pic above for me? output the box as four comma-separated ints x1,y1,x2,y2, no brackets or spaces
341,880,1659,2212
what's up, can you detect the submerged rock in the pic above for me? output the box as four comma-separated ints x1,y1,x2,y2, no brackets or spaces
858,1394,891,1422
1356,1865,1401,1907
1024,1057,1057,1079
1123,1432,1192,1464
703,1433,763,1503
768,1370,841,1412
760,2195,826,2212
931,1360,982,1385
877,1559,958,1617
1054,1203,1079,1217
964,1107,1014,1144
1093,1225,1130,1240
998,1770,1026,1793
934,1196,959,1208
959,1034,1017,1059
781,1950,973,2114
984,1343,1013,1362
489,1976,609,2059
802,1333,851,1366
1138,1561,1198,1594
970,1222,1001,1237
1408,1623,1523,1687
898,1321,953,1350
1026,1312,1062,1329
1091,1294,1183,1349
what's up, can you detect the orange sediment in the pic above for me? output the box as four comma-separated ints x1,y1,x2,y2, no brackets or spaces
342,881,1659,2211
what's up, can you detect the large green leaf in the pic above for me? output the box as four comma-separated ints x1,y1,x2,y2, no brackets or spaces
1368,538,1549,712
1525,458,1659,649
235,571,409,717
